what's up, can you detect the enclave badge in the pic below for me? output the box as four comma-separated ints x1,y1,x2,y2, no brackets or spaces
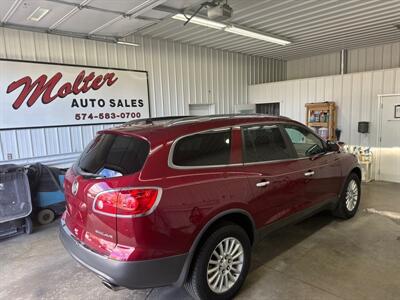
72,179,79,196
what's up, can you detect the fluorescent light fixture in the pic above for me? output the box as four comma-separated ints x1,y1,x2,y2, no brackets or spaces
172,13,226,30
27,7,50,22
116,41,140,47
225,25,291,45
171,14,290,45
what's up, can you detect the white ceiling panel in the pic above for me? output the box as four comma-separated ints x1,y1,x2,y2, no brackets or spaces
55,8,117,34
7,0,74,28
96,17,152,37
139,9,169,19
59,0,85,4
163,0,204,10
88,0,150,12
0,0,17,21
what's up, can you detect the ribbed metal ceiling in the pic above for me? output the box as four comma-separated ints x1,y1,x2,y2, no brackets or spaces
138,0,400,60
1,0,399,60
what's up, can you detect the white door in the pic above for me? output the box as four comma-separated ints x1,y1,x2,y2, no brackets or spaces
189,104,215,116
234,104,255,114
378,95,400,183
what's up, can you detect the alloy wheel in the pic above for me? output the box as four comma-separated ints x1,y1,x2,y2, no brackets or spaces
345,179,358,211
206,237,244,294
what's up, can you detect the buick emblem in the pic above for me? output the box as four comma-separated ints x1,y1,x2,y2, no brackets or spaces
71,179,79,196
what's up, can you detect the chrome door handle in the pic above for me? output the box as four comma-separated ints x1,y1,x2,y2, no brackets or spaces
304,171,315,177
256,181,270,188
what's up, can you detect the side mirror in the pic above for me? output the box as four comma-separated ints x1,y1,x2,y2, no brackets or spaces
326,141,340,152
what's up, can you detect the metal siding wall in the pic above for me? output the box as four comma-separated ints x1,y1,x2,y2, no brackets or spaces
249,67,400,147
0,28,285,165
287,52,341,80
287,41,400,80
348,42,400,73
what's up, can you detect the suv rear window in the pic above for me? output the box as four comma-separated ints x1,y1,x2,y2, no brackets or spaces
172,130,231,167
77,134,150,175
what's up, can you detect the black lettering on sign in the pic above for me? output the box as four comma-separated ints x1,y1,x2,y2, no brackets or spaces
71,99,79,108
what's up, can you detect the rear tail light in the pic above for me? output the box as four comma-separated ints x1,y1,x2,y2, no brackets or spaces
93,187,161,218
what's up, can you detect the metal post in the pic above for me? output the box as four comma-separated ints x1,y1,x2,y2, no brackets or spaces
340,49,348,75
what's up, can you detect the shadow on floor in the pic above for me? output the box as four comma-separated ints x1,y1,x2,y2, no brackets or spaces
147,212,334,300
250,211,333,272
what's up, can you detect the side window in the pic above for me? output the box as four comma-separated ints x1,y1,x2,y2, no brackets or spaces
284,125,325,157
242,125,293,163
172,130,231,167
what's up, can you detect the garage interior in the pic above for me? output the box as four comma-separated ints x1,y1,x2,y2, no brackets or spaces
0,0,400,299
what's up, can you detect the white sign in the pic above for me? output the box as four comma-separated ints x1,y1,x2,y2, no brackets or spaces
0,60,149,129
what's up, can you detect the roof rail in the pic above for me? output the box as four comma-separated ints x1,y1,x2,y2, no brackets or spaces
125,116,191,126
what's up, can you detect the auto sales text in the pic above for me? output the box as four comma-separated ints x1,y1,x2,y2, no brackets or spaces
71,98,144,108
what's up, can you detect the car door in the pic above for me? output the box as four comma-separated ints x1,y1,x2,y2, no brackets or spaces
282,124,342,208
239,123,307,229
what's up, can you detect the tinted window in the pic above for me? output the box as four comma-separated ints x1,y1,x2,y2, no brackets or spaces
172,130,231,167
242,125,292,163
78,134,150,175
284,125,325,157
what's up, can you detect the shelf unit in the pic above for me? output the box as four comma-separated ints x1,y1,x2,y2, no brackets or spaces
305,101,337,140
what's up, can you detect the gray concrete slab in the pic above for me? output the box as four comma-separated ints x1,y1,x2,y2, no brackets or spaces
0,181,399,300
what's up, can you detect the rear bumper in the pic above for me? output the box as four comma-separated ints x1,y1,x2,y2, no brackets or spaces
59,220,188,289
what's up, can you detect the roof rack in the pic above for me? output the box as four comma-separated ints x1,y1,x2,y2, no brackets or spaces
120,114,287,128
165,114,274,126
124,116,191,126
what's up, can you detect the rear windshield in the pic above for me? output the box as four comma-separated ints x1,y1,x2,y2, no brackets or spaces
77,134,150,176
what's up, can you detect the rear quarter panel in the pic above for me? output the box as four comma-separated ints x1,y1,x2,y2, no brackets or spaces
117,139,253,260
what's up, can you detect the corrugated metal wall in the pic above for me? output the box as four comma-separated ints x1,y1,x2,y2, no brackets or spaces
348,42,400,73
287,52,340,80
249,67,400,147
0,27,286,166
287,41,400,80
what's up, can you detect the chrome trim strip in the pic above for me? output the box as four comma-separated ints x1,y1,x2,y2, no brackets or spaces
92,186,163,219
241,156,307,166
241,152,335,166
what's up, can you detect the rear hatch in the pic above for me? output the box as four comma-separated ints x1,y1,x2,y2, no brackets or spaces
64,132,150,256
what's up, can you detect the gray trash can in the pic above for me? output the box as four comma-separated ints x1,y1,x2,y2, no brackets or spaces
0,164,33,239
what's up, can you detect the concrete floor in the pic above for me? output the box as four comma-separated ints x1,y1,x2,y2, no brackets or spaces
1,181,400,300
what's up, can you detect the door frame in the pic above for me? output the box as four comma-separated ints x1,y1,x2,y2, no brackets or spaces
376,93,400,181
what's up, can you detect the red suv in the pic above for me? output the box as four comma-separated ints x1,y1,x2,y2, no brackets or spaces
60,115,361,299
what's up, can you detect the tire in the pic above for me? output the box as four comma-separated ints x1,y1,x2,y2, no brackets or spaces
24,216,33,234
37,209,55,225
185,223,251,300
333,173,361,219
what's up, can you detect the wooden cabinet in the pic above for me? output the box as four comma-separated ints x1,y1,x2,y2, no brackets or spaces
305,102,337,140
